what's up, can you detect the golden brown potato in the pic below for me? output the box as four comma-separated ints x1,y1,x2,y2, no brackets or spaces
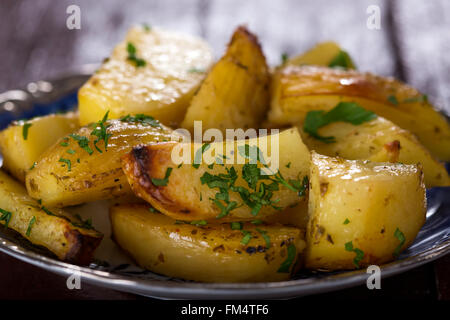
305,152,426,270
26,117,179,207
268,65,450,161
78,26,213,127
110,204,305,282
0,170,102,264
299,116,449,187
286,41,356,69
0,112,79,182
122,128,310,222
181,26,270,132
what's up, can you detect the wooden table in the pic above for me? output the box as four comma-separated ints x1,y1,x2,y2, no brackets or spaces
0,0,448,300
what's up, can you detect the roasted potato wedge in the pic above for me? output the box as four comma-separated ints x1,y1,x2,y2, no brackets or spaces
286,41,356,69
0,112,79,182
26,118,179,207
299,116,449,187
0,170,102,264
268,65,450,161
305,152,426,270
78,26,213,127
110,204,305,282
181,26,270,132
122,128,310,221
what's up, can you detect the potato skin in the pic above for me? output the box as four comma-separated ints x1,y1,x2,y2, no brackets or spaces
26,119,177,207
305,153,426,270
78,26,213,127
110,204,305,282
268,65,450,161
0,170,102,265
122,128,310,221
181,26,270,132
299,117,450,187
0,112,79,182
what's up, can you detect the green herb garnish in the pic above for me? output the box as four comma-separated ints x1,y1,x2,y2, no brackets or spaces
22,122,32,140
328,50,356,69
188,67,206,73
393,228,405,257
344,241,364,268
256,228,271,248
281,53,289,64
90,111,112,153
29,162,37,170
193,143,211,169
120,114,161,128
0,208,12,228
190,220,207,226
127,42,146,67
343,218,350,225
277,244,296,273
151,167,173,186
59,158,72,171
142,23,152,32
303,102,376,143
69,134,93,155
66,149,76,154
240,230,252,245
230,222,243,230
403,94,428,104
26,216,36,236
387,95,399,105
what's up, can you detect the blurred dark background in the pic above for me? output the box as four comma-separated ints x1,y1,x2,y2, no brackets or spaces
0,0,449,300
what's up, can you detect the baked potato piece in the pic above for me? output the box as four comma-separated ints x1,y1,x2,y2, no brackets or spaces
0,112,79,182
0,170,102,264
181,26,270,132
122,128,310,221
26,117,179,207
78,26,213,127
286,41,356,69
305,152,426,270
300,116,449,187
110,204,305,282
268,65,450,161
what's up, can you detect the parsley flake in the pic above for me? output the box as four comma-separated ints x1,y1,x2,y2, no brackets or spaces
0,208,13,228
127,42,146,67
22,122,32,140
26,216,36,236
151,167,173,186
277,244,296,273
393,228,406,257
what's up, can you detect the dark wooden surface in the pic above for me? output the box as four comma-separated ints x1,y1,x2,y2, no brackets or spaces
0,0,449,300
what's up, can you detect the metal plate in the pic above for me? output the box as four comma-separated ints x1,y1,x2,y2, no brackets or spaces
0,69,449,299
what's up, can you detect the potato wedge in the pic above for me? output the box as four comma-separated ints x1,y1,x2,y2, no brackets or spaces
122,128,310,221
299,116,449,187
286,41,356,69
268,65,450,160
0,170,102,264
305,152,426,270
26,118,179,207
181,26,270,132
78,26,213,127
110,204,305,282
0,112,79,182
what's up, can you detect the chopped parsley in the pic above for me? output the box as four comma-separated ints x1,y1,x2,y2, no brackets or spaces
281,53,289,64
240,230,252,245
303,102,376,143
393,228,406,257
328,50,356,69
69,134,93,155
22,122,32,140
277,244,296,273
286,162,291,168
0,208,12,228
26,216,36,236
59,158,71,171
29,162,37,170
148,207,159,213
251,220,263,225
66,149,76,155
344,241,364,268
188,67,206,73
120,114,161,128
230,222,243,230
256,228,271,248
387,95,399,105
403,94,428,104
60,142,69,147
127,42,146,67
190,220,207,226
193,143,211,169
90,111,112,153
151,167,173,186
142,23,152,32
343,218,350,225
73,214,94,230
